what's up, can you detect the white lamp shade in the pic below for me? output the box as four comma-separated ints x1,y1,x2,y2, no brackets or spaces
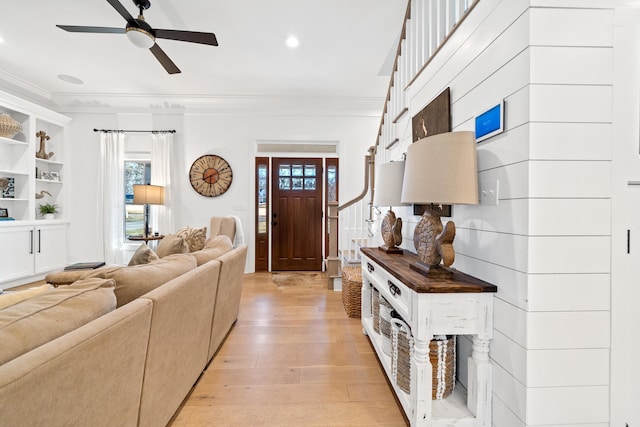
373,161,409,207
401,131,478,205
133,184,165,205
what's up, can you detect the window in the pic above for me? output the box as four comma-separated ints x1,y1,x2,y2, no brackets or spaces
278,163,316,191
124,161,150,237
327,162,337,202
255,157,269,272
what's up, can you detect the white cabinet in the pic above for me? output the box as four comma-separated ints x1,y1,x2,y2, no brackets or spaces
0,223,68,285
34,223,68,273
0,90,70,288
360,247,497,427
0,225,34,282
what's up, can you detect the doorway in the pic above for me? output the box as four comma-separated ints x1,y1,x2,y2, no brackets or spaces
255,156,338,272
271,158,323,270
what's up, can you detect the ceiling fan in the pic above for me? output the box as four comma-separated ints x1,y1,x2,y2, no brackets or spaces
56,0,218,74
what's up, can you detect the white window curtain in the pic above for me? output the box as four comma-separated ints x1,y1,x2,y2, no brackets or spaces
97,132,125,265
150,132,174,235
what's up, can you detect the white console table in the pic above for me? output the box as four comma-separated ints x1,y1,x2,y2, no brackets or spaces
360,247,497,426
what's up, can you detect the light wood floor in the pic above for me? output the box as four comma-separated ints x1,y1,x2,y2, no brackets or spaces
169,271,408,427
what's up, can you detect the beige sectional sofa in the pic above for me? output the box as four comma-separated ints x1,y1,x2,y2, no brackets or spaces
0,228,248,427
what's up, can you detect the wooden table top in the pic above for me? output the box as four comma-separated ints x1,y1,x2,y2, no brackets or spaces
127,235,165,242
360,247,497,294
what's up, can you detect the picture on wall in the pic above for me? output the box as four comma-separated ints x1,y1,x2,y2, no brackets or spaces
0,207,8,218
0,177,15,198
411,87,451,142
413,203,452,218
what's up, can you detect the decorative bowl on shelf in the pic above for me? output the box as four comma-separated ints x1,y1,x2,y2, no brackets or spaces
0,113,22,138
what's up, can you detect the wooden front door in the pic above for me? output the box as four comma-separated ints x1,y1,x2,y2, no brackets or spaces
271,158,323,271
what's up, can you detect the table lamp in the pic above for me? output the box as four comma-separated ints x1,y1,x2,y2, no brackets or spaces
133,184,165,237
373,161,409,253
401,131,478,277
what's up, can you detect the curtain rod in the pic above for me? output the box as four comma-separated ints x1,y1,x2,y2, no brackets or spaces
93,128,176,134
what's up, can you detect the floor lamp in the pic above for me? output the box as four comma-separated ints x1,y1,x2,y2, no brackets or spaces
133,184,165,237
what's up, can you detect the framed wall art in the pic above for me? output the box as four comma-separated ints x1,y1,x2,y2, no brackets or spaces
0,177,15,198
411,87,451,142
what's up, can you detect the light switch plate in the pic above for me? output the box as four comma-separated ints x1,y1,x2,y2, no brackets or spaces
480,179,499,206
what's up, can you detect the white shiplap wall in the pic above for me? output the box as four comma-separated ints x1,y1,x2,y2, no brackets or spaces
375,0,614,425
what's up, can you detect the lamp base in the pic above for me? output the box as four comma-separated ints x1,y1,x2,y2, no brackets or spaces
378,245,404,254
144,203,150,238
380,209,403,254
409,261,454,279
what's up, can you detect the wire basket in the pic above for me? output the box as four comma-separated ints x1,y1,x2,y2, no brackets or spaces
379,295,393,356
372,287,380,333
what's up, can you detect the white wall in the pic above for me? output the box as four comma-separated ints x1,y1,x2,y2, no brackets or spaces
611,6,640,426
64,105,381,271
374,0,616,425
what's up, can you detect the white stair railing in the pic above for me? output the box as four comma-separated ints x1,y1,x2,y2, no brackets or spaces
340,199,373,265
326,0,479,289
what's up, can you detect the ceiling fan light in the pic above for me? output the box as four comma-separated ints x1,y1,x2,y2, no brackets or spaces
126,27,155,49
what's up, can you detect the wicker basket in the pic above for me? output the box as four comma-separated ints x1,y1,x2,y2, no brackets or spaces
372,287,380,333
431,336,456,399
391,317,412,394
0,114,22,138
379,295,393,356
391,318,456,400
341,266,362,318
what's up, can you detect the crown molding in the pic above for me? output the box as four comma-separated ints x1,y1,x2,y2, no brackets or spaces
0,71,386,117
51,92,385,117
0,70,54,108
0,72,386,117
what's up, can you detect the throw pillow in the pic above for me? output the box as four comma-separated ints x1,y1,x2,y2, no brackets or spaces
193,235,233,266
128,243,160,266
0,284,50,310
204,234,233,249
0,278,116,365
155,234,189,258
176,226,207,252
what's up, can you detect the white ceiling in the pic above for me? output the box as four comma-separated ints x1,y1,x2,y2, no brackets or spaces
0,0,406,108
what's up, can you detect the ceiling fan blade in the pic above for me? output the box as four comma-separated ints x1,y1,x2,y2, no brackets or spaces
150,44,181,74
56,25,125,34
106,0,136,23
154,29,218,46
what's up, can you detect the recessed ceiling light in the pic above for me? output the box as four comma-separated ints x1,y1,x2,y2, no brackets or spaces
57,74,84,85
286,36,299,49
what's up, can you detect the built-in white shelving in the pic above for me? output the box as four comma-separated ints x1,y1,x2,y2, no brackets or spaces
0,90,71,288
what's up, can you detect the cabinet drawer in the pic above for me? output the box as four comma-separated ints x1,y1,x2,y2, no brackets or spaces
363,257,411,321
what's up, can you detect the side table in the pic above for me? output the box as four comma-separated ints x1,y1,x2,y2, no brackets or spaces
127,235,165,243
128,235,165,250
